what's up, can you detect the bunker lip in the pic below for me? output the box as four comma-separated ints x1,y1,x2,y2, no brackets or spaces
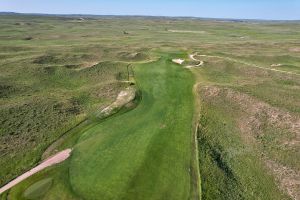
0,149,72,194
97,87,136,118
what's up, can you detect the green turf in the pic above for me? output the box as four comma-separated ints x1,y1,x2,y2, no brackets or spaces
69,57,196,199
23,178,53,200
6,161,80,200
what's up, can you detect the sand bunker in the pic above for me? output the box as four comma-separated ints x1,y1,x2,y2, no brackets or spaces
270,64,283,67
97,87,136,118
172,59,185,65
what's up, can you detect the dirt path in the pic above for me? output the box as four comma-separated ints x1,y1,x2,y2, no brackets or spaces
0,149,72,194
190,82,202,199
186,54,204,68
196,54,299,76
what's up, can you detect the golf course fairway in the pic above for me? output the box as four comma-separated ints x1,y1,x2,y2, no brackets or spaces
69,57,197,199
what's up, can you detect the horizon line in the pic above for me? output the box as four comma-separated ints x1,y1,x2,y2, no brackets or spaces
1,11,300,21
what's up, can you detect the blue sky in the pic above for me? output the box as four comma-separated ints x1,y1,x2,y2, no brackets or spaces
1,0,299,20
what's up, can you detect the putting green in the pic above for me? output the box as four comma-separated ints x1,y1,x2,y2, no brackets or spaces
69,56,196,199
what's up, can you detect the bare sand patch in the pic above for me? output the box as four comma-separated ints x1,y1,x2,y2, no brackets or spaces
75,61,99,71
97,87,136,118
289,47,300,52
271,64,283,67
265,159,300,200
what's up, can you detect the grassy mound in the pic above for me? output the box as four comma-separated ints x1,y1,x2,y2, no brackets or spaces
23,178,53,200
117,52,149,61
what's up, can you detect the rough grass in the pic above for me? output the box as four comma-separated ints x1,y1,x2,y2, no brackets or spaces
192,39,299,199
197,100,289,200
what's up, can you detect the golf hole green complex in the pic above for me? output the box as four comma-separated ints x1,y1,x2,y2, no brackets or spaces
69,57,197,199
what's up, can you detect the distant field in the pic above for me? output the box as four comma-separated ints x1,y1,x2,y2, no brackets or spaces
0,14,299,199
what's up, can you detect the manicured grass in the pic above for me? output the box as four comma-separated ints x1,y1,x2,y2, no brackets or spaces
69,57,196,199
23,178,53,200
6,161,79,200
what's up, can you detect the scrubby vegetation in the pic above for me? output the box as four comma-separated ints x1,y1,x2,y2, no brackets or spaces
192,40,299,199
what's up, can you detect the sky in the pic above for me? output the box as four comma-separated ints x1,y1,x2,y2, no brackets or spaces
0,0,300,20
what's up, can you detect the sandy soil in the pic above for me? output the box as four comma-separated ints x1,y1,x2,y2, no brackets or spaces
270,63,283,67
98,87,136,118
185,54,204,68
172,54,204,69
289,47,300,52
75,61,99,71
0,149,72,194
